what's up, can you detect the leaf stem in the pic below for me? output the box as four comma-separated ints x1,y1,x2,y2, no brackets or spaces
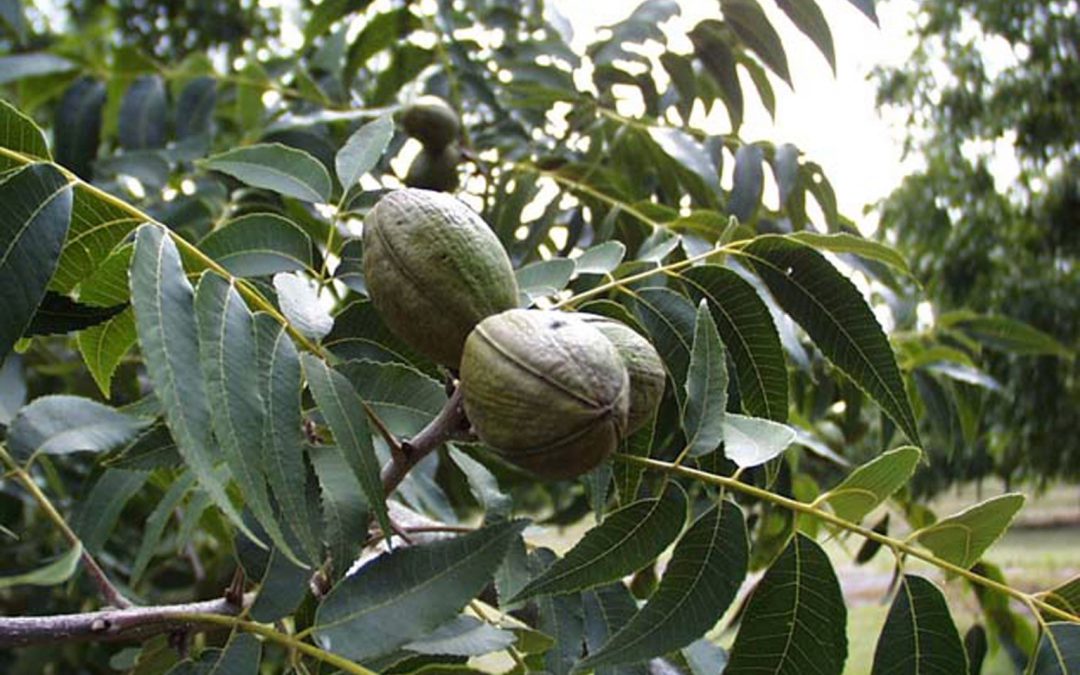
0,146,326,358
0,444,131,608
618,454,1080,626
170,612,376,675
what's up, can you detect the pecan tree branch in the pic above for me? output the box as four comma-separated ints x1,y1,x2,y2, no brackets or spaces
379,385,472,497
0,593,253,649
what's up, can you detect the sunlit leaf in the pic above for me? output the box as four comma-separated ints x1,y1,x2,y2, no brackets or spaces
721,413,795,468
0,542,82,589
821,445,921,524
914,494,1025,569
0,98,51,159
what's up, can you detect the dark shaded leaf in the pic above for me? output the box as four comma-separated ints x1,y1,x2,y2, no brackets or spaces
513,485,686,602
740,235,920,444
301,353,392,544
722,0,791,85
119,75,167,150
309,444,368,579
25,291,125,336
729,144,764,223
682,265,788,421
1032,623,1080,675
583,583,650,675
870,575,967,675
131,471,196,584
404,615,516,657
581,500,748,668
776,0,835,72
0,163,72,362
72,469,148,553
175,76,216,140
726,534,847,674
55,78,106,179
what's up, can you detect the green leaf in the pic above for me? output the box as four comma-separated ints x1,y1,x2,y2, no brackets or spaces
202,143,332,203
941,313,1071,358
0,0,27,44
253,313,323,566
914,493,1025,569
0,53,76,85
301,353,392,545
51,187,140,293
647,127,722,195
336,114,393,189
0,98,51,159
447,445,512,522
130,224,256,542
198,214,313,277
0,163,72,363
334,238,365,294
729,144,764,223
195,271,301,565
72,468,148,553
273,272,333,340
0,542,82,589
250,547,309,622
845,0,878,24
583,584,650,675
681,265,788,422
1033,623,1080,675
722,0,791,85
575,241,626,275
740,235,920,445
684,300,728,457
7,394,151,462
821,445,921,524
24,291,124,336
305,0,372,44
131,470,196,584
344,7,420,85
54,78,106,179
690,21,743,131
870,575,967,675
175,76,216,140
776,0,835,72
337,359,445,438
74,243,133,307
580,500,748,669
537,576,585,675
516,258,575,305
786,232,911,276
683,639,728,675
309,444,367,579
0,354,26,427
630,287,697,402
404,615,516,657
77,308,137,397
209,632,261,675
1042,575,1080,617
727,534,847,674
721,413,795,468
118,75,167,150
313,519,527,662
513,485,687,602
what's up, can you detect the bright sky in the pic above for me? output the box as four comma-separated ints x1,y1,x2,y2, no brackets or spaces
552,0,921,232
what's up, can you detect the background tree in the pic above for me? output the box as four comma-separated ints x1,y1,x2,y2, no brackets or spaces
873,0,1079,489
0,0,1077,673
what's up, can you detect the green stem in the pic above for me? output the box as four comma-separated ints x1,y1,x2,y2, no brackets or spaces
0,444,131,608
0,146,326,358
171,612,375,675
618,454,1080,626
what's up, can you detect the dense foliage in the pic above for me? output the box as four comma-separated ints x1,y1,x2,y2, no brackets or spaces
873,0,1079,486
0,0,1076,673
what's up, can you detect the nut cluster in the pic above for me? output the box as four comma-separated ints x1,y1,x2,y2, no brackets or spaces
400,96,462,192
363,189,665,479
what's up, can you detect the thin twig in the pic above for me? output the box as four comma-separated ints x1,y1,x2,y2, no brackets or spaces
620,454,1080,626
379,386,472,497
0,444,131,609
